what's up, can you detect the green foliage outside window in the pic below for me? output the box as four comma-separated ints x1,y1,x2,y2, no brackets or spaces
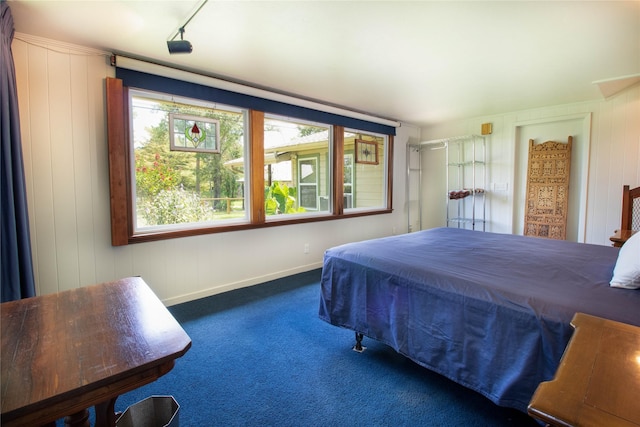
140,187,210,225
132,94,245,227
135,153,180,198
265,181,306,215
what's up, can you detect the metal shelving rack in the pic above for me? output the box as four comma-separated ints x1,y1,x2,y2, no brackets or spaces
406,142,422,232
444,135,486,230
408,135,487,232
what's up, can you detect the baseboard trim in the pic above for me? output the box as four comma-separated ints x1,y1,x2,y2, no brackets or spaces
162,262,323,306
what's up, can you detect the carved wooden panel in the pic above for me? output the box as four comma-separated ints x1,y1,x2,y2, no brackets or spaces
524,137,572,240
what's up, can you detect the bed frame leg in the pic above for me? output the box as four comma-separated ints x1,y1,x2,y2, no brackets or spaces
353,332,366,353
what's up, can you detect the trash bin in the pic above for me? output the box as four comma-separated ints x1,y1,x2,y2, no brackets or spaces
116,395,179,427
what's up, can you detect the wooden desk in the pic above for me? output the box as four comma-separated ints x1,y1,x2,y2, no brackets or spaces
609,229,636,247
1,277,191,427
528,313,640,427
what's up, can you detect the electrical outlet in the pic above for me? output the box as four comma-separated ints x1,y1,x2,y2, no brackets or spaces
304,243,309,254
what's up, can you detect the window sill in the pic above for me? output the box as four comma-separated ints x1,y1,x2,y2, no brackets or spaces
126,209,393,244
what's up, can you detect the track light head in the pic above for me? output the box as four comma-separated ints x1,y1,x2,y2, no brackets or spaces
167,27,193,54
167,39,193,54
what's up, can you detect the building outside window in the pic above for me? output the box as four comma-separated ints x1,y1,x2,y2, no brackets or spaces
262,116,331,217
344,130,387,210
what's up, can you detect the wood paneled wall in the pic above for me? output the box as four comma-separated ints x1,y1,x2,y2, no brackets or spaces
13,37,115,296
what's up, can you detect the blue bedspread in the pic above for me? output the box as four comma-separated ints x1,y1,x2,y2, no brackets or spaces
318,228,640,412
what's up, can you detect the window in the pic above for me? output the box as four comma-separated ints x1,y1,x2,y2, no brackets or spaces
343,153,354,209
263,116,331,218
106,75,394,245
298,157,319,210
344,130,387,210
169,113,220,153
129,89,248,234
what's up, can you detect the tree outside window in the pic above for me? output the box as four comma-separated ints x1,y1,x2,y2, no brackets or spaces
131,91,247,231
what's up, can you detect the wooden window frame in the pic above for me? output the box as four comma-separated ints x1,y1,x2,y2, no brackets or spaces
106,77,393,245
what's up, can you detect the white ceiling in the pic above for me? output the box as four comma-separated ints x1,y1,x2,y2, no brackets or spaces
7,0,640,128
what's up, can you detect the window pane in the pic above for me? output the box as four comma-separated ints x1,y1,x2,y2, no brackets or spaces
344,130,387,209
299,158,318,209
264,116,331,216
130,90,248,233
344,154,354,209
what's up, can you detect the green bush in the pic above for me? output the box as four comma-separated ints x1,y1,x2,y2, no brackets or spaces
140,187,209,225
264,182,306,215
135,153,181,198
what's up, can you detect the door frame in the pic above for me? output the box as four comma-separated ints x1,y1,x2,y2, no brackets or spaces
511,113,592,242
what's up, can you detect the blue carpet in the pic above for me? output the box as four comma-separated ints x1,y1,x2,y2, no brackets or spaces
77,269,540,426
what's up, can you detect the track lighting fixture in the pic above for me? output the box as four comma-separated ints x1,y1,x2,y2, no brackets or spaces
166,0,208,55
167,28,192,54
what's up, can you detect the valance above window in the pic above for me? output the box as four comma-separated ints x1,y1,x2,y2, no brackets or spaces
115,65,397,136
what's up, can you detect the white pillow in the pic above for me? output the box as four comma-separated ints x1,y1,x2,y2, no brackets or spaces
610,231,640,289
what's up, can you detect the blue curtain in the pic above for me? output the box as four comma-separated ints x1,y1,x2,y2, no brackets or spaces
1,1,35,301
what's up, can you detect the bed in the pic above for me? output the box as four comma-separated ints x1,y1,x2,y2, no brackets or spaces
318,227,640,412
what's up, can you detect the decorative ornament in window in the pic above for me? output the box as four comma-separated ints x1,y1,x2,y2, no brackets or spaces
355,139,378,165
169,113,220,153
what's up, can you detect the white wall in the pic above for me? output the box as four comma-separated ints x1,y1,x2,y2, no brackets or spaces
417,85,640,245
13,35,419,304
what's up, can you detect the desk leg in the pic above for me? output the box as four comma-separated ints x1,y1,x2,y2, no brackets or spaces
63,409,90,427
94,397,118,427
